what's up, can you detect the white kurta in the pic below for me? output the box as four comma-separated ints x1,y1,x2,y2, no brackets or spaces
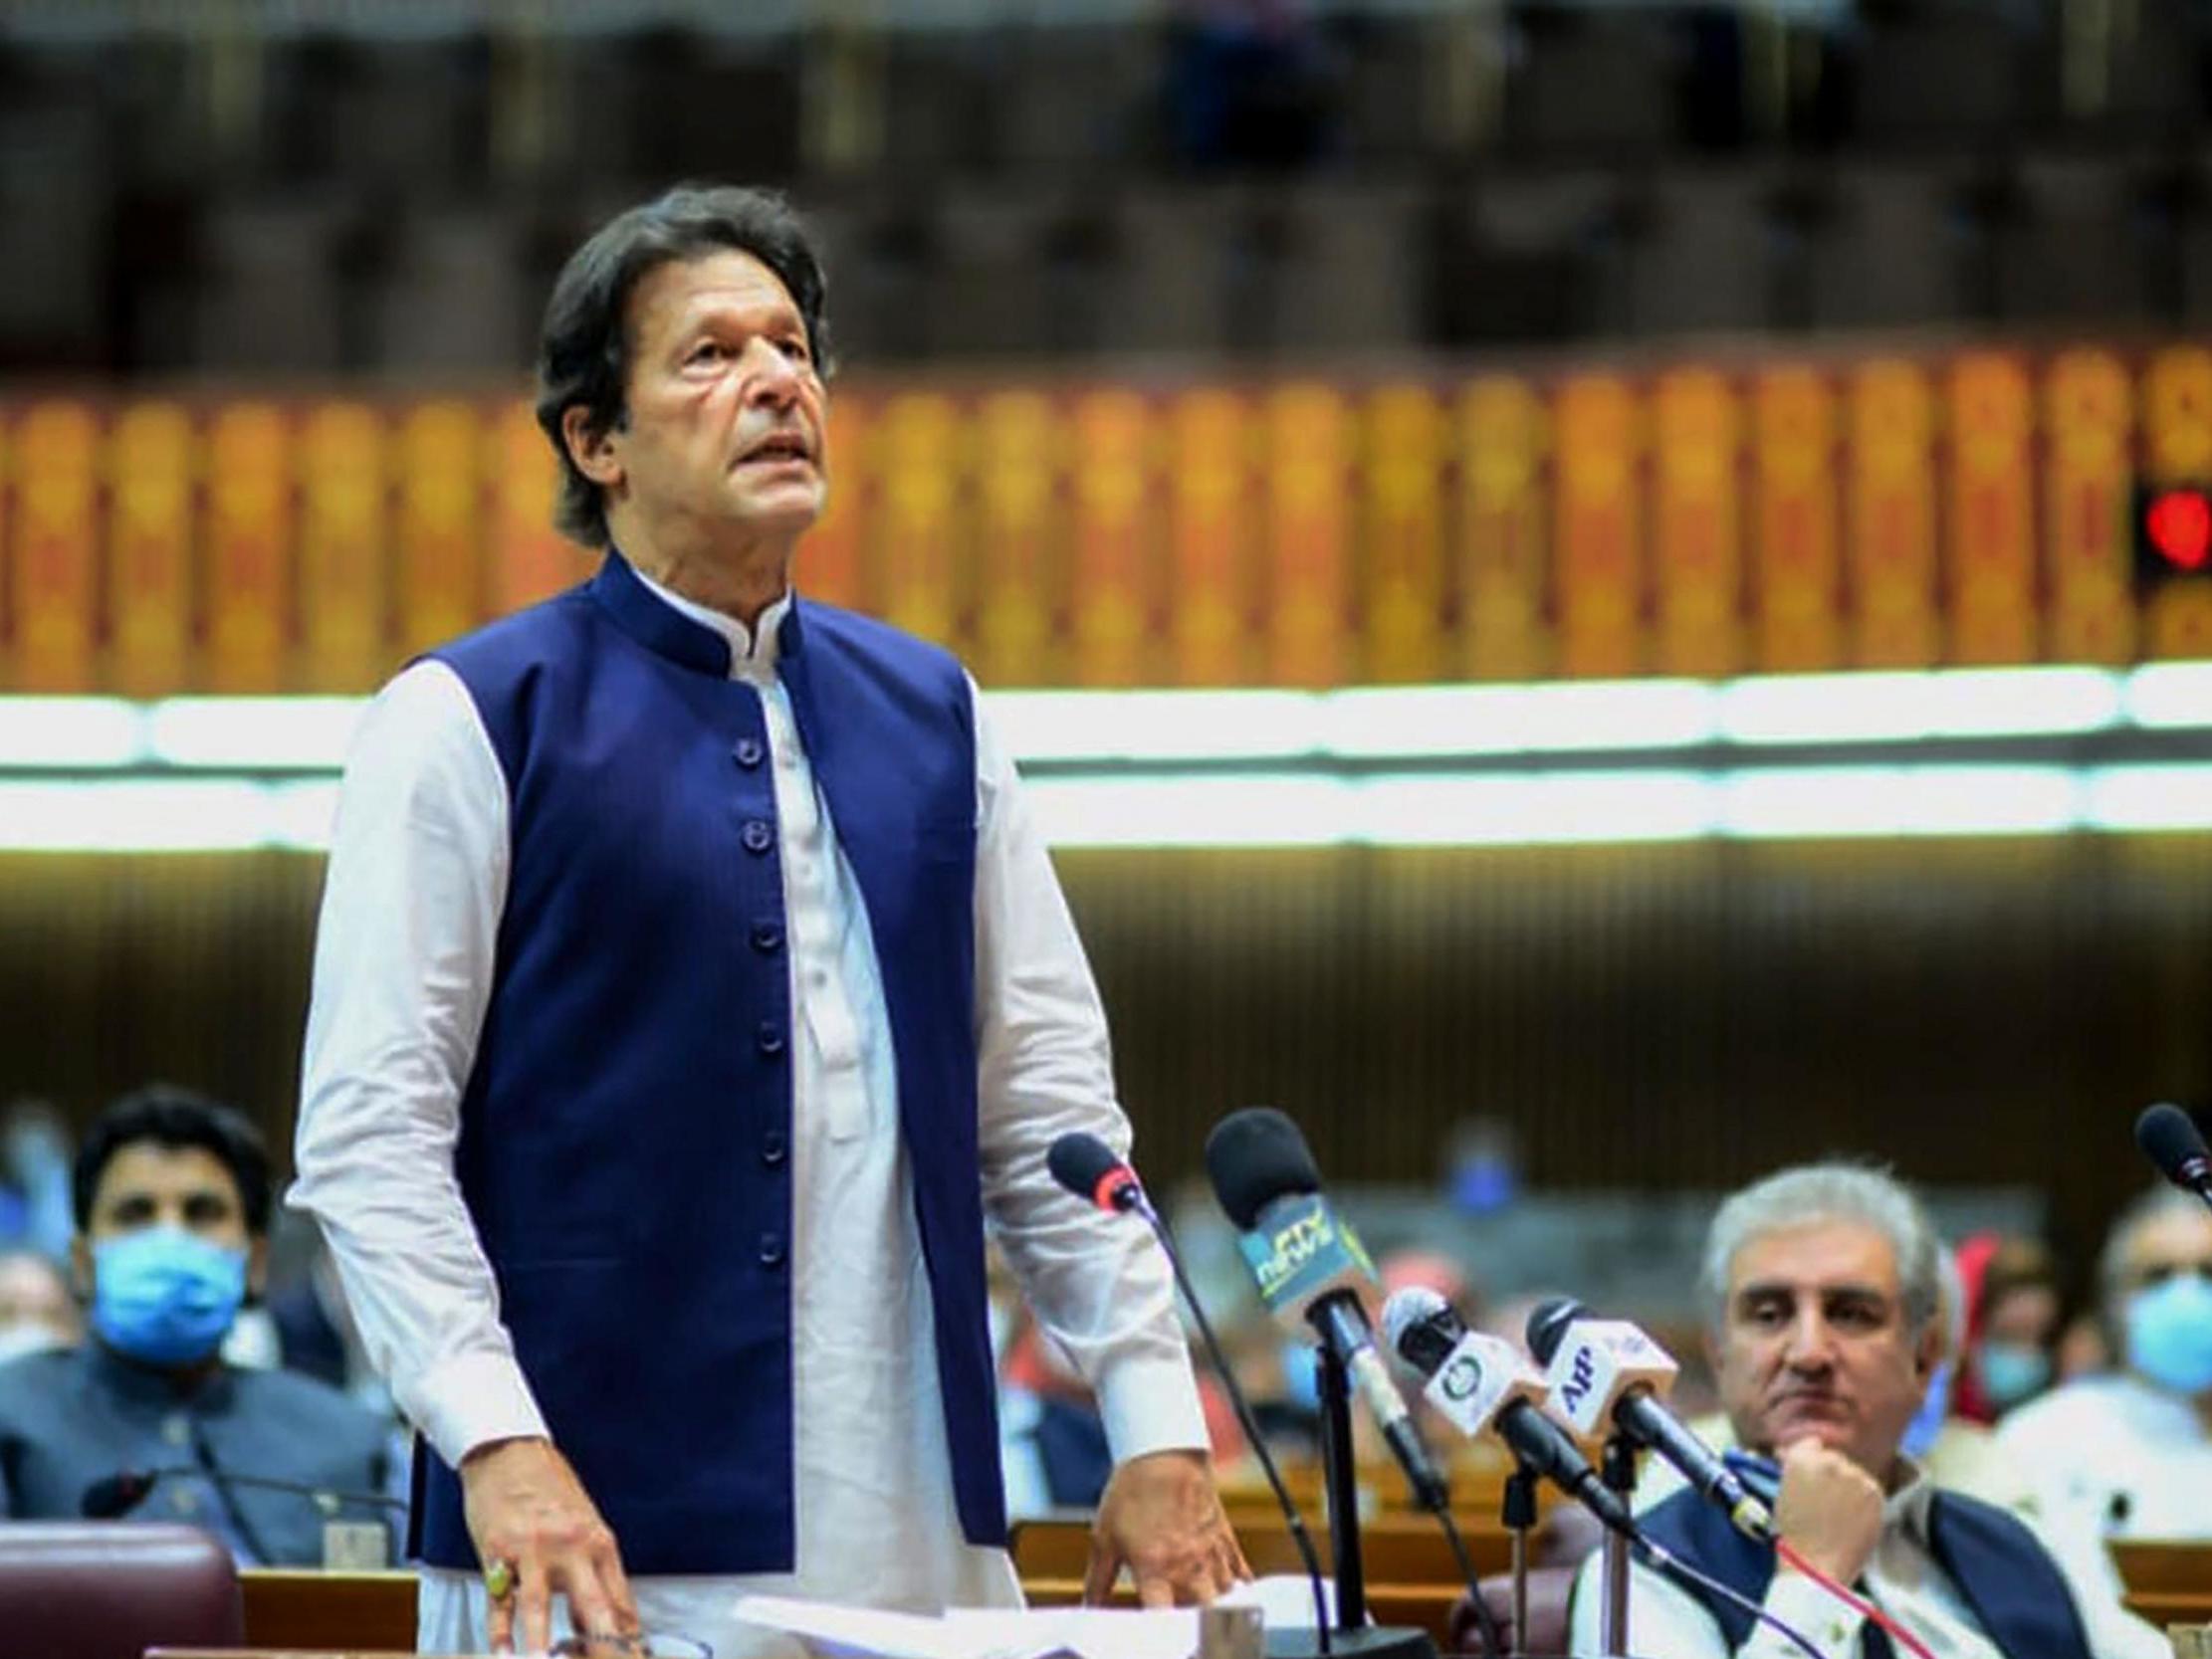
291,574,1209,1656
1994,1372,2212,1633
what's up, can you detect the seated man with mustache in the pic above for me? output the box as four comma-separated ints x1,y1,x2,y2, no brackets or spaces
1570,1163,2162,1659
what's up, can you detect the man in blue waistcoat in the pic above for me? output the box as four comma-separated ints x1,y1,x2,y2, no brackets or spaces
292,183,1242,1657
1568,1162,2160,1659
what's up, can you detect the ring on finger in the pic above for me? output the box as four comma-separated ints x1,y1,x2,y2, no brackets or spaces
484,1558,518,1600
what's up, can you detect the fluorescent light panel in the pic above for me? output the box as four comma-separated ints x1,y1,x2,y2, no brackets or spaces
4,766,2211,852
0,664,2197,774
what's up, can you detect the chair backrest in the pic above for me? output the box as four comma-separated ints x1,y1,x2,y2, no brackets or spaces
0,1522,244,1659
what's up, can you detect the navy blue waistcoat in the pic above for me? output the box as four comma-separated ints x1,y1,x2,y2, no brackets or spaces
409,552,1004,1574
1637,1483,2094,1659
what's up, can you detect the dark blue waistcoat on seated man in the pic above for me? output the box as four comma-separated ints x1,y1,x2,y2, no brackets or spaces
1637,1484,2098,1659
413,551,999,1575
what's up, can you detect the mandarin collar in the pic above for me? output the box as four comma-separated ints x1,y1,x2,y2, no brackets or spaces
588,549,805,679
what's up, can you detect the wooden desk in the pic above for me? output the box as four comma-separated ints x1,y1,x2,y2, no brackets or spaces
2109,1539,2212,1629
238,1568,417,1651
1011,1515,1487,1648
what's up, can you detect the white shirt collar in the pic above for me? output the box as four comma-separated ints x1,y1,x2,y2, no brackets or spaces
1885,1453,1937,1541
629,564,791,683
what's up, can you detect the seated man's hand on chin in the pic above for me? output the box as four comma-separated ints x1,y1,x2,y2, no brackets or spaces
1773,1438,1885,1587
1084,1447,1251,1609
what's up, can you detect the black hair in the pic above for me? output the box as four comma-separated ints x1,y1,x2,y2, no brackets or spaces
72,1086,272,1236
534,182,835,549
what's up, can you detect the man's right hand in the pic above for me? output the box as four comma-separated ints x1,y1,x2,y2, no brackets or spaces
460,1436,640,1655
1773,1438,1885,1587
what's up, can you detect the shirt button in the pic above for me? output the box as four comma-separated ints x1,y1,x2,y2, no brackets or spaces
756,1020,785,1057
758,1232,786,1268
762,1130,787,1166
172,1488,199,1515
751,921,784,954
742,819,774,855
163,1414,190,1447
733,737,765,769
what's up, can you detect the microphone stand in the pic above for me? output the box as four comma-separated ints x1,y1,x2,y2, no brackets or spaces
1314,1341,1367,1636
1129,1189,1433,1659
1597,1434,1638,1657
1500,1460,1539,1658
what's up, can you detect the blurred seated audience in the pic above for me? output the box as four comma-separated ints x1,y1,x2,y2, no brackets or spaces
1953,1231,2063,1423
0,1099,77,1262
0,1247,80,1360
1577,1161,2161,1659
1996,1185,2212,1607
0,1085,393,1564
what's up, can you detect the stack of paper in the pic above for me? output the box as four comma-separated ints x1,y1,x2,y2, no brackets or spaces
733,1574,1333,1659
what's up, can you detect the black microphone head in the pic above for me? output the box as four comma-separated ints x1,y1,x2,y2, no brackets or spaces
2136,1103,2212,1187
81,1470,153,1519
1047,1132,1132,1207
1524,1295,1591,1365
1204,1108,1321,1230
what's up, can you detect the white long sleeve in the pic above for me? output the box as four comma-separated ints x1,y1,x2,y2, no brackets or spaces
289,660,548,1467
970,681,1210,1463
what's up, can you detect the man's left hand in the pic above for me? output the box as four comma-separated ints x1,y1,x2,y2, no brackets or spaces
1083,1448,1250,1609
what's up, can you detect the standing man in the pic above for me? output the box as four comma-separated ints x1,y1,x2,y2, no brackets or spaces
292,184,1242,1657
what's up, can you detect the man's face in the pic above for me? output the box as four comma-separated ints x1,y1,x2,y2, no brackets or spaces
71,1143,263,1298
567,249,828,551
1712,1220,1937,1481
0,1255,78,1345
2116,1205,2212,1301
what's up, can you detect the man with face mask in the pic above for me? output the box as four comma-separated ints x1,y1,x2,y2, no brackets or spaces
0,1087,390,1564
1996,1185,2212,1618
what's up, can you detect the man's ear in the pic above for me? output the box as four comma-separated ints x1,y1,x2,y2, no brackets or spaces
1912,1316,1944,1382
561,405,624,491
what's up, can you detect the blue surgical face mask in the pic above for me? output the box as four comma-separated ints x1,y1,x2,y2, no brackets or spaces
1976,1341,2052,1409
2124,1272,2212,1398
91,1227,248,1366
1900,1357,1954,1457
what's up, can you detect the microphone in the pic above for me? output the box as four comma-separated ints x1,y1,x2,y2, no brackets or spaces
1380,1288,1639,1540
2136,1104,2212,1210
1046,1131,1339,1655
1047,1131,1142,1215
1525,1296,1771,1543
82,1465,405,1521
1204,1109,1450,1515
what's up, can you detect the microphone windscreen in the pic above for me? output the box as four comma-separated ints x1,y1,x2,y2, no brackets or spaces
1205,1108,1321,1229
2136,1103,2211,1184
1047,1132,1126,1201
1523,1295,1589,1365
1381,1285,1451,1359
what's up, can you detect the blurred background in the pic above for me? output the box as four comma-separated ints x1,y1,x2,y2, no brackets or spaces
3,0,2211,1372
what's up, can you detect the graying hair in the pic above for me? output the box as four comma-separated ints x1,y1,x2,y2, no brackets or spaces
2099,1184,2212,1313
1699,1162,1941,1339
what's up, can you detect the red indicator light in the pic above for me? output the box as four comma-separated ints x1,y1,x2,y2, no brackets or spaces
2147,489,2212,570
